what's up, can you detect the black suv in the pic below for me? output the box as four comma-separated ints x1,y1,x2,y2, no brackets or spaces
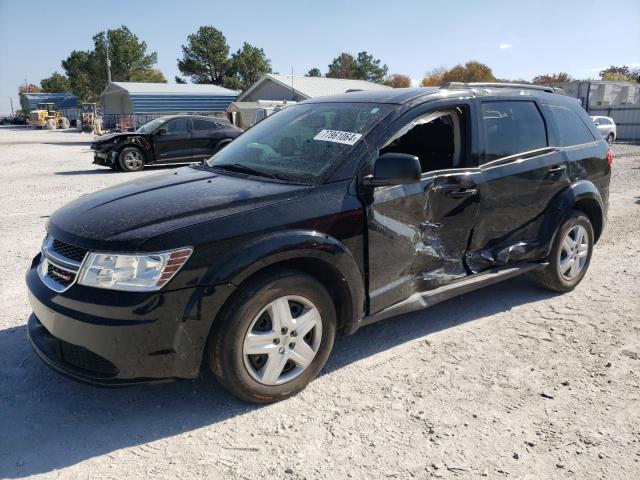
91,115,242,171
27,84,611,403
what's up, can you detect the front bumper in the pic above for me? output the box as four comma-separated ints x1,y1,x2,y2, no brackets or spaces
26,264,235,385
92,150,115,166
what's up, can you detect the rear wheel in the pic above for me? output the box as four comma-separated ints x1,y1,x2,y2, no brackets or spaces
207,270,336,403
607,133,614,145
533,210,594,292
118,147,145,172
59,117,70,129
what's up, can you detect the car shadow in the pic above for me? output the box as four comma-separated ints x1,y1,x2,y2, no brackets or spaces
42,141,94,146
0,276,556,477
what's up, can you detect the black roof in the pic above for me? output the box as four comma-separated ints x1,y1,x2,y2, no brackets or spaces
302,84,574,106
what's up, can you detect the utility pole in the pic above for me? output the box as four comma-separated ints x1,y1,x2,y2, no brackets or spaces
291,66,294,101
9,97,14,116
106,40,112,85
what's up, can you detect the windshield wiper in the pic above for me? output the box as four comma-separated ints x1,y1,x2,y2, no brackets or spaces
212,163,278,179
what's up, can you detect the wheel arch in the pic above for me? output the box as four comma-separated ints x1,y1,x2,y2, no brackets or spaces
569,181,605,243
205,230,366,336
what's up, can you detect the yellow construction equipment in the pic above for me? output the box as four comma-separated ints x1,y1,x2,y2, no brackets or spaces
28,103,70,130
80,103,103,134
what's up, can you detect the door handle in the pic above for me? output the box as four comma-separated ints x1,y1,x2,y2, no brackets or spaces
445,187,478,199
547,165,566,174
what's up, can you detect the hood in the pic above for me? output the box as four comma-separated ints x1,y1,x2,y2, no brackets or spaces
93,132,141,145
47,166,310,250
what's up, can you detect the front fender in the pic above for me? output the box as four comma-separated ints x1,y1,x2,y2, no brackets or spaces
200,230,366,333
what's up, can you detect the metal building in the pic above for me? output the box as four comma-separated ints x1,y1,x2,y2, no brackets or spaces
230,74,391,127
20,92,77,111
100,82,239,115
549,80,640,141
237,74,391,102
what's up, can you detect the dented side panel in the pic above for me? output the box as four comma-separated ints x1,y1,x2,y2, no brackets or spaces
366,169,482,314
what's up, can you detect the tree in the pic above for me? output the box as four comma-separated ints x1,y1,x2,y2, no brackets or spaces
355,51,388,83
40,72,71,92
175,76,187,84
420,67,447,86
327,53,358,79
130,68,166,83
178,26,230,84
532,72,572,84
62,50,93,100
18,83,41,94
384,73,411,88
93,26,159,82
228,42,272,90
61,26,164,101
599,65,639,82
306,67,322,77
420,61,495,85
326,51,388,83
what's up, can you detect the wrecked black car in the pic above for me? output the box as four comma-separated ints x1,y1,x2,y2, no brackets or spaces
91,115,242,171
27,83,610,403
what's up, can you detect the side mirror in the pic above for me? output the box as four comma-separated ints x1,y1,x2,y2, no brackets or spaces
362,153,422,187
157,128,168,135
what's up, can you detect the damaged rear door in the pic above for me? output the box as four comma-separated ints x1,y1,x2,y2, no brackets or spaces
366,100,482,314
466,98,570,271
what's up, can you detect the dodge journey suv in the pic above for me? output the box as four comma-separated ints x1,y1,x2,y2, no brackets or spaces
26,83,611,403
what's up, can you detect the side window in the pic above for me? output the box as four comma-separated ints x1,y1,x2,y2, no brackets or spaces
165,118,189,134
193,119,217,131
380,109,464,173
600,118,611,125
481,101,547,162
546,105,595,147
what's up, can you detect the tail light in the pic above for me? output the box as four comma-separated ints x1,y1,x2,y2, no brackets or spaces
606,148,613,168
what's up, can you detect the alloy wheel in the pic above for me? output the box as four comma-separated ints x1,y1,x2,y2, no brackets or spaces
124,150,143,170
559,224,589,280
243,295,322,386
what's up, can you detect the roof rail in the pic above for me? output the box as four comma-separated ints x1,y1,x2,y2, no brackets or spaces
440,82,567,95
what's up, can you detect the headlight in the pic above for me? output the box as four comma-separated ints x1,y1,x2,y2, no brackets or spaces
77,248,192,292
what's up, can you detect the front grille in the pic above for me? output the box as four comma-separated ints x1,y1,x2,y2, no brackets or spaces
52,239,88,263
60,340,119,376
47,263,74,286
39,236,87,292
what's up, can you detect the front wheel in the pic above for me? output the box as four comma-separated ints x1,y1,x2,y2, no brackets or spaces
607,133,614,145
118,147,145,172
206,270,336,403
533,210,594,292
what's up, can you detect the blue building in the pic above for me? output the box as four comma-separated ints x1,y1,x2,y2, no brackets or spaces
20,92,78,111
100,82,239,115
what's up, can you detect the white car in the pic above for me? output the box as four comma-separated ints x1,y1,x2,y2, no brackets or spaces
590,116,616,145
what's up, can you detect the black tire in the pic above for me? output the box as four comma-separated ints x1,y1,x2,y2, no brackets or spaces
533,210,594,292
118,147,145,172
206,269,336,403
607,133,614,145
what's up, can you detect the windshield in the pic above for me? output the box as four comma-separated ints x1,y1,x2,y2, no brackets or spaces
136,118,166,134
206,103,393,184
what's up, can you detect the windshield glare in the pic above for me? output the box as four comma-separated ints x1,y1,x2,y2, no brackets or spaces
136,118,166,134
207,103,392,184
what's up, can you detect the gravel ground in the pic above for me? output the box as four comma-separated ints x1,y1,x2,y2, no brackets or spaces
0,126,638,479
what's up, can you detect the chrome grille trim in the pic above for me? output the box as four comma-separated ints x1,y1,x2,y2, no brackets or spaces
38,236,88,293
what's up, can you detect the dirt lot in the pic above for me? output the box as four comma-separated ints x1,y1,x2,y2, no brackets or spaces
0,126,638,480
